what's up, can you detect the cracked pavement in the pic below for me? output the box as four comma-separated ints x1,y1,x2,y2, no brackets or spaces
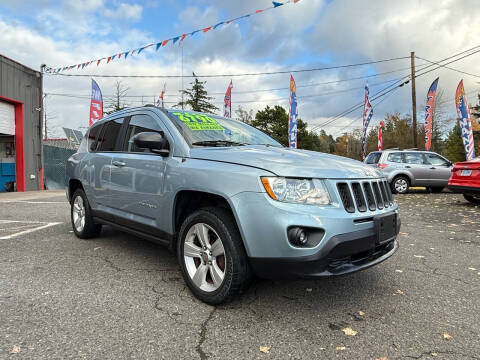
0,190,479,359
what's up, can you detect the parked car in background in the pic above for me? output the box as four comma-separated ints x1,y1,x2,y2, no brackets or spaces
66,106,400,304
447,157,480,204
365,149,453,194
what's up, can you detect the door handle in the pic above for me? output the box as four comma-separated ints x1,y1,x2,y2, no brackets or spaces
112,160,126,167
429,167,436,170
405,165,411,168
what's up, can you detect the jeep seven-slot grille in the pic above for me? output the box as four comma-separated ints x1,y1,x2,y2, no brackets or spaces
337,180,394,213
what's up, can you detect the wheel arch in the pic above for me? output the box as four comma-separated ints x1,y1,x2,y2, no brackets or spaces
68,179,84,203
171,190,245,253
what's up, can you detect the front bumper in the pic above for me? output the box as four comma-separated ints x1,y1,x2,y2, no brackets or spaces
250,228,399,279
447,184,480,195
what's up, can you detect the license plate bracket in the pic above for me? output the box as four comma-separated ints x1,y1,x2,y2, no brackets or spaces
461,170,472,176
374,213,397,244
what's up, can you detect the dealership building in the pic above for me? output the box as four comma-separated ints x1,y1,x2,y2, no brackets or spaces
0,54,43,192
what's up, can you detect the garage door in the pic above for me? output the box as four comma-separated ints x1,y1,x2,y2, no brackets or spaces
0,101,15,135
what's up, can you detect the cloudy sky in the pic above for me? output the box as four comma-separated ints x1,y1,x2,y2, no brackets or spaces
1,0,479,138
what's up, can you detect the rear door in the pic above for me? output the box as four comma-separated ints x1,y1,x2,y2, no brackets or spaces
403,152,430,185
423,153,452,185
91,118,125,210
109,113,168,231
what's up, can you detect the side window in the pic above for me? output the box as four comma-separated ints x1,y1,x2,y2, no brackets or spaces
366,152,381,164
124,114,163,153
87,124,102,152
404,152,425,165
387,152,403,163
97,118,123,152
425,153,449,166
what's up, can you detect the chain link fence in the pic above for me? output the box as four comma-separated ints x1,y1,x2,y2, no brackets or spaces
43,139,76,190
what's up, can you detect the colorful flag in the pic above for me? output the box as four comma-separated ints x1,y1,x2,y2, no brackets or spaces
89,79,103,127
156,83,166,108
455,80,476,160
362,84,373,159
424,77,439,151
224,80,233,118
288,75,298,149
378,120,384,151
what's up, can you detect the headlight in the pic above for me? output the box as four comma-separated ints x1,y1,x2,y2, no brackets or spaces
261,177,331,205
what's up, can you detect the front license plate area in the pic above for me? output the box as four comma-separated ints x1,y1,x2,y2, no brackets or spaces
374,213,397,244
461,170,472,176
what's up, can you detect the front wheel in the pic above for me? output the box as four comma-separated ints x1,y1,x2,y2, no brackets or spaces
177,208,252,305
392,176,409,194
464,194,480,205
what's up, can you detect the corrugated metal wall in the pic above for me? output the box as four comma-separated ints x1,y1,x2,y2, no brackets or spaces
0,55,43,191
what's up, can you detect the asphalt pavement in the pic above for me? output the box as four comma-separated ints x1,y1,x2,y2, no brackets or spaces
0,190,479,359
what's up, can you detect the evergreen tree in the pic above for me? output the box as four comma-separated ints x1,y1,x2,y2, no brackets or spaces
444,121,466,162
176,73,219,114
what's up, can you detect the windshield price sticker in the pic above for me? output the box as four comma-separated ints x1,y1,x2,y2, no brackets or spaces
172,112,224,131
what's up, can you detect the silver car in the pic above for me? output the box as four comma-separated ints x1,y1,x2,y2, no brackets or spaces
365,149,453,194
66,106,400,304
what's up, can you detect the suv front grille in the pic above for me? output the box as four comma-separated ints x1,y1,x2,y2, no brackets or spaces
337,180,394,213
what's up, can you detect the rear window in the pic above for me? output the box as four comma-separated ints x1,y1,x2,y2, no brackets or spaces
387,152,403,163
365,152,382,164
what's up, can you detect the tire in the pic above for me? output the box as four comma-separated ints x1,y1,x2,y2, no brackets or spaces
177,207,252,305
391,176,410,194
464,194,480,205
429,187,444,193
71,189,102,239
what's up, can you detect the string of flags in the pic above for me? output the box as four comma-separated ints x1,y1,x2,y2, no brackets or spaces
44,0,301,74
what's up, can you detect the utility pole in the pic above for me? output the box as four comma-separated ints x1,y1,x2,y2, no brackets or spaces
410,51,417,148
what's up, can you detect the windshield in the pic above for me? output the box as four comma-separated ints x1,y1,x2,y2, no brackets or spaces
167,110,282,147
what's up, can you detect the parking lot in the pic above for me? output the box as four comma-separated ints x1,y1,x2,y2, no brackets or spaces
0,190,479,359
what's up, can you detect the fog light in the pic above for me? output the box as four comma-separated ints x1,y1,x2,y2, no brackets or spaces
288,227,308,246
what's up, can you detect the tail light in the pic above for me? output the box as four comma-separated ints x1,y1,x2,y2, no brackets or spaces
377,163,387,170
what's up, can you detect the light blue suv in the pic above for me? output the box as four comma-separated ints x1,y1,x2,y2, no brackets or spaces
66,106,400,304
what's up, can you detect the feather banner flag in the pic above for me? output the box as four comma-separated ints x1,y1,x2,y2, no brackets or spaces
288,75,298,149
43,0,301,74
424,77,439,151
156,83,166,108
378,120,384,151
455,80,476,160
89,79,103,127
362,84,373,159
224,80,233,118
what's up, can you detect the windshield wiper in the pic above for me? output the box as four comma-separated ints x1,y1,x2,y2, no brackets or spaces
192,140,246,147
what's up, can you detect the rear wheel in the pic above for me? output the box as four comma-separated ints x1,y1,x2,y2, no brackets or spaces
429,187,444,193
177,207,252,305
464,194,480,205
392,176,409,194
71,189,102,239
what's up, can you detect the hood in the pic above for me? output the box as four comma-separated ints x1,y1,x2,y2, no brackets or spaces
189,145,383,179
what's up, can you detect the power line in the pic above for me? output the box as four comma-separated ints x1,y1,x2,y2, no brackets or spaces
415,56,480,79
45,56,410,78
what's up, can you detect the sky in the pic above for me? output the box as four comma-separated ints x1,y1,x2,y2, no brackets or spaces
1,0,479,138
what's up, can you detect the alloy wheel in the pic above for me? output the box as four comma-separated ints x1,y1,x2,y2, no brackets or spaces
394,178,408,193
72,195,86,232
183,223,226,292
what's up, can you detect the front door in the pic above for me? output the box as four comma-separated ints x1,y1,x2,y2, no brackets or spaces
109,114,168,230
403,152,431,186
423,153,453,186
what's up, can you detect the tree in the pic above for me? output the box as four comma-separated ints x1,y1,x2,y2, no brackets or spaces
444,121,466,162
250,105,322,151
104,81,129,115
176,72,219,114
235,106,254,124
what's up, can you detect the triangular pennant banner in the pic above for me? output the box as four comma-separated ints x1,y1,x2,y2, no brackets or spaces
112,54,116,60
156,42,162,51
213,22,224,29
124,51,129,59
191,30,201,36
137,47,145,54
272,1,284,7
161,39,169,47
81,63,86,69
97,59,101,66
203,26,212,33
180,34,187,42
172,36,180,44
255,9,264,13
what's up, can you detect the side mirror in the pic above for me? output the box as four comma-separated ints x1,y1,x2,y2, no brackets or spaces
133,132,170,157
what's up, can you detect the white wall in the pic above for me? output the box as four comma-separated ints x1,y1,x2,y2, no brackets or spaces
0,101,15,136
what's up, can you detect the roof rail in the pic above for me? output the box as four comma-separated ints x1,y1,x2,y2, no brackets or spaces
405,148,421,151
385,148,401,150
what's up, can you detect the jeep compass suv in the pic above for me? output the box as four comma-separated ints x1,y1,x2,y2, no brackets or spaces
66,106,400,304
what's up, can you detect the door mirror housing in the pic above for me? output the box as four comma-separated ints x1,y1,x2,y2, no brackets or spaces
132,132,170,156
